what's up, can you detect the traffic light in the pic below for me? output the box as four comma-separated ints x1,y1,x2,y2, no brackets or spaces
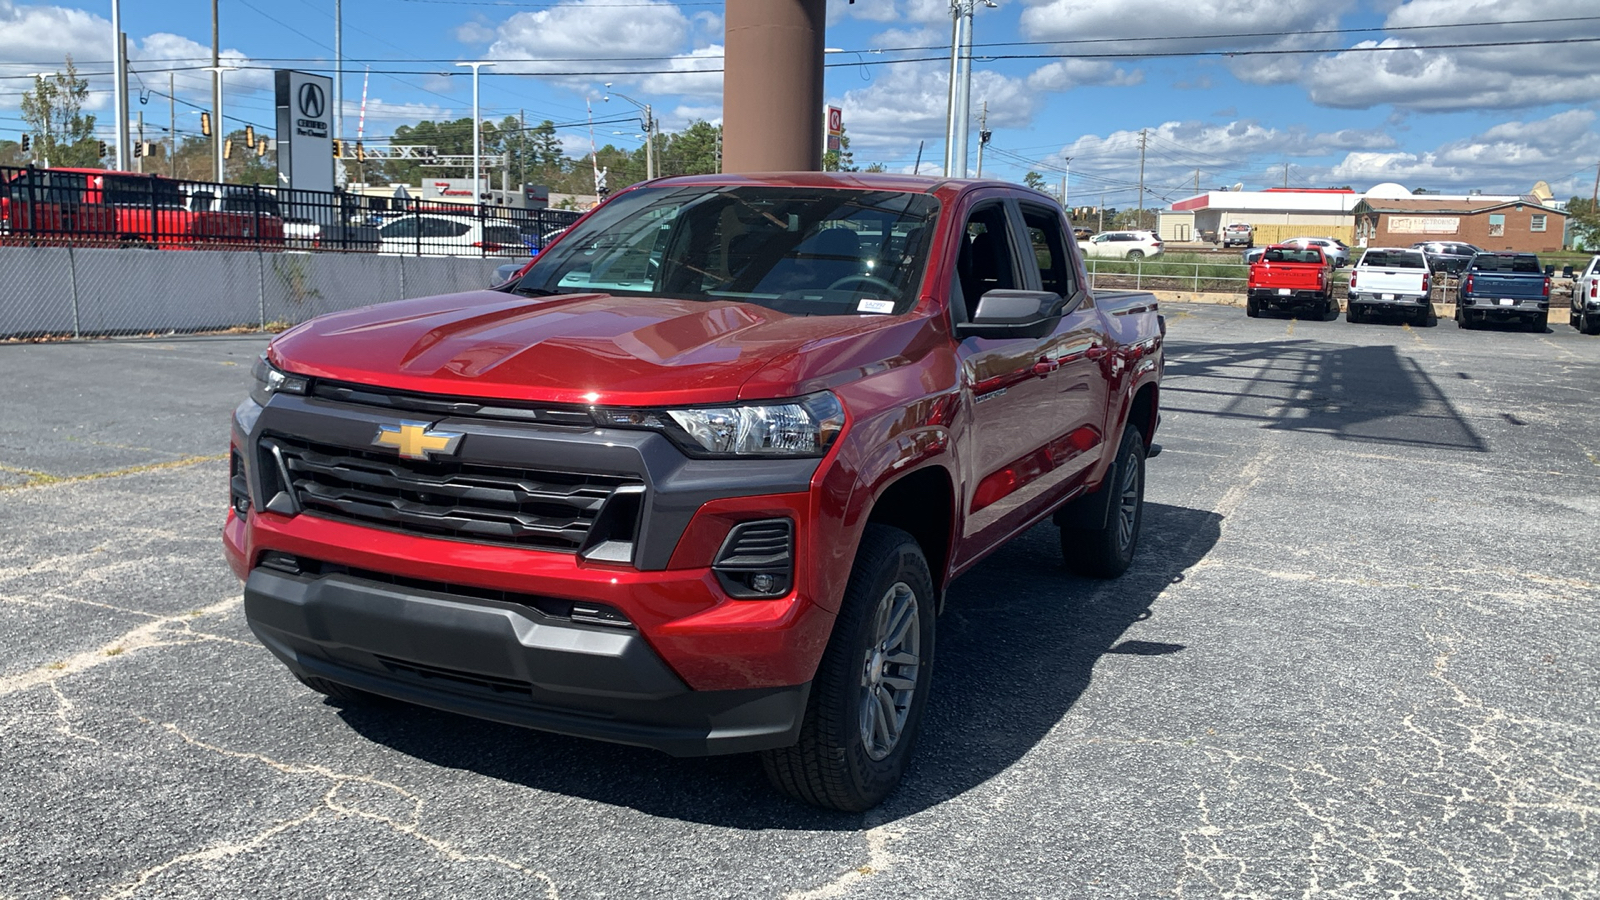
332,139,343,158
19,134,29,153
200,113,212,137
245,125,255,146
256,137,267,157
224,138,234,160
98,139,108,158
133,141,143,157
355,141,365,161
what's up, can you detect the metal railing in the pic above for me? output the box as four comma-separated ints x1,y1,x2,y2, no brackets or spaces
0,165,580,258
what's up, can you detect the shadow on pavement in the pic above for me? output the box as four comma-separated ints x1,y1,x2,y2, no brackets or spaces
1162,339,1487,453
329,501,1220,828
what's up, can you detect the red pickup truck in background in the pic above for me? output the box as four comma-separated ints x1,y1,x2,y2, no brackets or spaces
0,168,118,246
1246,243,1337,319
1,167,284,249
225,172,1164,810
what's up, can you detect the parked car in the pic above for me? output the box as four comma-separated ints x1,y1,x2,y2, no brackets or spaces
1455,252,1551,331
1346,247,1433,325
1572,255,1600,335
1279,236,1350,267
1221,223,1254,248
1072,226,1095,241
1246,244,1336,319
226,172,1164,812
1411,241,1481,275
377,213,526,256
493,260,529,284
1242,246,1266,265
1078,230,1163,259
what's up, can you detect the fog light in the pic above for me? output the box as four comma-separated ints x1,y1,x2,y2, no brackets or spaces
234,496,251,516
750,573,776,593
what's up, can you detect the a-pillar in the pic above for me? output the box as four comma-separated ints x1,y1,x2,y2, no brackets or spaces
722,0,826,173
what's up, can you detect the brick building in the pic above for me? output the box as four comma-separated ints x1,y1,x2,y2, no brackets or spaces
1352,195,1567,253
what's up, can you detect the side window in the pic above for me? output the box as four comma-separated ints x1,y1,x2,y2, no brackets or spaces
379,217,418,238
1019,204,1078,299
1488,214,1506,237
953,203,1019,319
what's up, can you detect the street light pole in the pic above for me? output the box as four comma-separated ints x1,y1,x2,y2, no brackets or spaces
111,0,130,170
455,61,495,203
202,64,238,182
603,86,655,181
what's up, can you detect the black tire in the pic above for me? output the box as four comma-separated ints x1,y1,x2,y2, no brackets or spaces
1060,426,1146,579
1347,305,1361,324
1526,313,1548,333
1126,250,1144,260
1456,307,1474,329
1324,297,1339,321
1581,313,1600,336
295,673,371,703
1414,305,1434,327
1246,298,1260,318
762,525,936,812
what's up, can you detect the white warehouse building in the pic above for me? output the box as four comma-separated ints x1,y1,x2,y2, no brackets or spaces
1157,188,1364,246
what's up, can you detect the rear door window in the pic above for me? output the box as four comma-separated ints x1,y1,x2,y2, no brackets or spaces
1018,204,1077,299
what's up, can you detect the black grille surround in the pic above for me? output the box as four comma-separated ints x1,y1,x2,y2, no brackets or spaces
713,518,795,598
259,434,642,553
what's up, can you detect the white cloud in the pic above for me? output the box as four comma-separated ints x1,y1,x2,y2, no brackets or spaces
484,0,691,91
1027,59,1144,92
1322,110,1600,195
827,0,949,26
637,45,722,99
1019,0,1355,85
836,59,1038,155
454,20,495,44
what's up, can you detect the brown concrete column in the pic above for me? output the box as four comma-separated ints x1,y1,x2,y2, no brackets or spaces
722,0,826,173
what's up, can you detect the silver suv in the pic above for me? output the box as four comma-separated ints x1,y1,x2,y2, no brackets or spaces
1281,236,1350,268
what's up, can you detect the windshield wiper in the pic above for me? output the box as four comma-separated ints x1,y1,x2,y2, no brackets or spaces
512,286,568,297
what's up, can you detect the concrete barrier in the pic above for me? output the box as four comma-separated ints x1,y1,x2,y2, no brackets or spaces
0,247,510,338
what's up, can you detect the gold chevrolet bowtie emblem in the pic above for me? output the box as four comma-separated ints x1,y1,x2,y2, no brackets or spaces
372,421,464,461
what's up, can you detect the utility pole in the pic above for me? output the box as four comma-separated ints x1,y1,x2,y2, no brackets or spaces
111,0,130,170
169,73,176,177
1137,128,1147,229
1591,160,1599,203
519,108,526,187
135,109,144,173
974,101,988,177
1099,195,1105,233
1195,169,1200,195
212,0,221,181
1284,162,1290,188
335,0,343,168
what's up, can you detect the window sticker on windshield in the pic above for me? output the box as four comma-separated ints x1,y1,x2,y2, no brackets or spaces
857,298,895,314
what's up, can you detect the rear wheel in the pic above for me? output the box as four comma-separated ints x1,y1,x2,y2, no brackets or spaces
1581,312,1600,336
1323,296,1339,321
1246,298,1260,318
762,525,935,812
1526,313,1548,333
1347,304,1361,324
1060,426,1146,579
1126,250,1144,260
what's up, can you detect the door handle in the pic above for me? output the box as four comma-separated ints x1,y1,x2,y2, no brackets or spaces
1031,358,1060,377
1085,345,1110,360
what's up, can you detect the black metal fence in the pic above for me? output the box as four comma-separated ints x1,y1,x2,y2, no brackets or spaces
0,165,581,258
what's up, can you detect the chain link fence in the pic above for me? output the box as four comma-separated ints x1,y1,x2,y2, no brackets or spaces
0,164,582,340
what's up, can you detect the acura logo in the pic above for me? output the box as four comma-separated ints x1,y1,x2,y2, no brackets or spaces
297,82,325,119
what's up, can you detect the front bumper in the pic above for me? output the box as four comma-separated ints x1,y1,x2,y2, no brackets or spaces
244,563,808,756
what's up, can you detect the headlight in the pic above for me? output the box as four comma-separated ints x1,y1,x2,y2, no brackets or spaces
594,392,845,458
250,354,309,407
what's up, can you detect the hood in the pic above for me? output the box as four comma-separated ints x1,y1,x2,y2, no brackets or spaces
269,290,923,407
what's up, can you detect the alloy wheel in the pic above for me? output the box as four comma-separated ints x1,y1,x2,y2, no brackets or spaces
858,581,922,762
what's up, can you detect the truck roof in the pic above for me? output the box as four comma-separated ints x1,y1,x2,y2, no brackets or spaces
631,170,1047,197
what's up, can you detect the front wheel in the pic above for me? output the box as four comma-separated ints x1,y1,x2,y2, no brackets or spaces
1060,426,1146,579
1126,250,1144,260
762,525,935,812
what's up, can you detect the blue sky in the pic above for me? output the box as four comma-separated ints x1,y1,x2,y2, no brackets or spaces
2,0,1597,204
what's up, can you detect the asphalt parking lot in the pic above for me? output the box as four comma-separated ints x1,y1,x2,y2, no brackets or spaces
2,305,1597,898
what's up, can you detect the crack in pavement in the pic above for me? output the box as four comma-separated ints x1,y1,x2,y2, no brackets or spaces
0,595,244,698
782,825,903,900
91,722,564,900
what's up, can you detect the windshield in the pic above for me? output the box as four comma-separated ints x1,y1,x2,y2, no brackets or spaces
1359,250,1425,268
513,185,939,316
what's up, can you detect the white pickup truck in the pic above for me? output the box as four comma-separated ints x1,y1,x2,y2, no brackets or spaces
1346,247,1433,326
1571,255,1600,335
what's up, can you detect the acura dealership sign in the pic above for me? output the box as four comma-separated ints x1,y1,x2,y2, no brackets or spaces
275,70,334,193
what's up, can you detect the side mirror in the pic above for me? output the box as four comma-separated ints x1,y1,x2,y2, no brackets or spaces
955,289,1075,340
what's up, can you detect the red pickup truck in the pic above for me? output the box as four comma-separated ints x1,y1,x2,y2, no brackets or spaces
225,172,1164,810
1246,244,1337,319
6,168,284,249
0,168,118,246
